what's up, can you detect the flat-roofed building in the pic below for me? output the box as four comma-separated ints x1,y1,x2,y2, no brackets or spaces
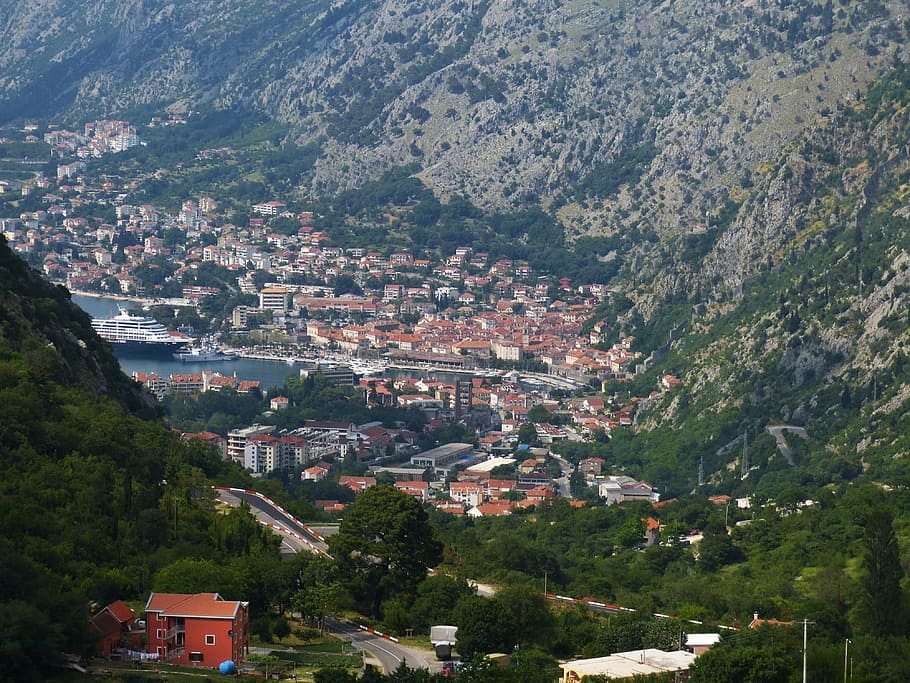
559,649,696,682
464,456,516,475
300,363,354,386
410,442,474,470
227,424,274,464
259,286,288,313
370,466,434,482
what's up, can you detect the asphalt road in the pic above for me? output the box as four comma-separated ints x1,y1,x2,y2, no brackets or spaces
326,619,441,674
216,486,442,674
766,425,808,467
215,487,329,555
552,454,574,498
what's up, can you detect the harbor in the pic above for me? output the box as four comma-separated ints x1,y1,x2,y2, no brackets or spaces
72,294,583,393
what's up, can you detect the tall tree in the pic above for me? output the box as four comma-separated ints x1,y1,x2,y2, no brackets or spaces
329,486,442,618
856,502,904,636
452,596,517,659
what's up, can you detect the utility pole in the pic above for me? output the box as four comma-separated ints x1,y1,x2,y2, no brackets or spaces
843,638,850,683
800,619,815,683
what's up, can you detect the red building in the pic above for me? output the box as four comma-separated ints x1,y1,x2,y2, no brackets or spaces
145,593,249,667
89,600,142,657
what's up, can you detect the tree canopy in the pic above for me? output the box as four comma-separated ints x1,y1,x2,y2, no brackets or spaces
330,485,443,618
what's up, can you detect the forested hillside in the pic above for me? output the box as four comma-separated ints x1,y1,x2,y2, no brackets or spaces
0,236,292,679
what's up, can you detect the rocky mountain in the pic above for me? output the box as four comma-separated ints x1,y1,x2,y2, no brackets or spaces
618,59,910,495
2,0,907,240
4,0,910,495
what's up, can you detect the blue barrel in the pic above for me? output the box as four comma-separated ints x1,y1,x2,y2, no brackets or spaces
218,660,236,675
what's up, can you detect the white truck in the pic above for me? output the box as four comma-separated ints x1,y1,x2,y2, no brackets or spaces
430,625,458,660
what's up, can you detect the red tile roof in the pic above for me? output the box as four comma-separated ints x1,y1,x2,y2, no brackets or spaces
145,592,244,619
105,600,136,624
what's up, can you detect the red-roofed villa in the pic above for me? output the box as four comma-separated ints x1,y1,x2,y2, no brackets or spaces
145,592,249,667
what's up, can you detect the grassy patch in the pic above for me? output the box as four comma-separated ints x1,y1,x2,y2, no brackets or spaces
267,649,361,668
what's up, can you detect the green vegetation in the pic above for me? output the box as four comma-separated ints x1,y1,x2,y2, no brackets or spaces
7,26,910,683
103,107,317,214
330,486,443,618
574,140,659,201
0,236,288,678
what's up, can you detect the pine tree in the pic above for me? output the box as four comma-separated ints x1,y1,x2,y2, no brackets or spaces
857,503,904,636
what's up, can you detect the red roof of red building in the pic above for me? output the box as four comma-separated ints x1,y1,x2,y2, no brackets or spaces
145,592,245,619
105,600,136,623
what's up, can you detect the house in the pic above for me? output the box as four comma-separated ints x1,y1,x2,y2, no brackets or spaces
395,480,430,502
685,633,721,655
661,374,682,391
145,592,249,667
518,458,539,475
339,475,376,493
643,517,661,546
435,500,466,515
467,502,512,518
578,457,605,477
237,380,261,394
302,464,329,482
449,481,484,507
89,600,142,658
526,485,556,504
270,396,289,411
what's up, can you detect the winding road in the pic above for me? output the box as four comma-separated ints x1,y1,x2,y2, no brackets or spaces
766,425,808,467
214,486,329,555
215,486,442,674
327,619,441,674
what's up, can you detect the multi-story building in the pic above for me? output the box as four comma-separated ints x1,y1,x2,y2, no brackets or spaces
252,200,286,216
259,286,288,314
243,433,313,474
454,380,473,420
449,481,484,507
492,340,523,362
227,425,274,464
145,592,249,667
231,305,253,329
299,363,354,387
244,433,281,473
280,434,310,468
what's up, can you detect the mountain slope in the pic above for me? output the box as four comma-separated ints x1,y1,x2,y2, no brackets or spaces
615,59,910,497
2,0,906,235
0,235,155,414
0,236,273,679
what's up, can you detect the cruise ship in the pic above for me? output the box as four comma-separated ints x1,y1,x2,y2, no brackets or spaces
91,308,189,355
